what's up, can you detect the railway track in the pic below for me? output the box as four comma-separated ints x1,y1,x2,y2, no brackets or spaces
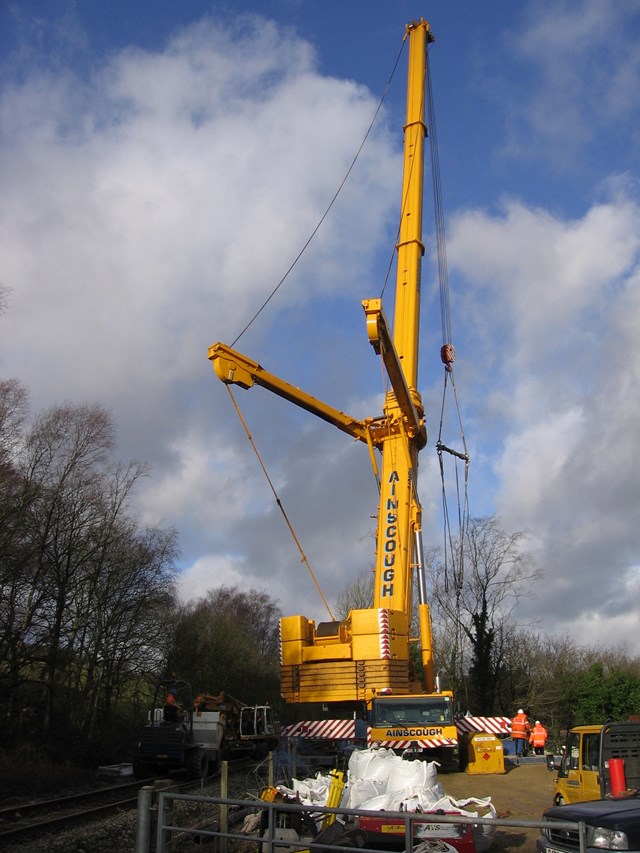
0,758,267,848
0,779,146,846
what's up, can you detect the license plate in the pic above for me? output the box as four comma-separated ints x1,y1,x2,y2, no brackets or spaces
415,824,463,838
544,847,568,853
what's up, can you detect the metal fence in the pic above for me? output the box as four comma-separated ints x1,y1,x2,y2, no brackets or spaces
135,787,587,853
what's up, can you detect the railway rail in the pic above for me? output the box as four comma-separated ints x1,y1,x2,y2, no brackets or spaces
0,778,146,846
0,758,262,848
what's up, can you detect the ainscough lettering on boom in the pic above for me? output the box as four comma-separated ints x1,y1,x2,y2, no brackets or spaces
381,471,399,598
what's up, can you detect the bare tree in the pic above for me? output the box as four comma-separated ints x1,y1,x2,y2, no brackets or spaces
0,398,179,743
73,520,178,736
0,379,28,468
513,632,580,731
334,567,375,619
429,516,542,714
18,404,115,730
0,283,10,316
0,380,33,726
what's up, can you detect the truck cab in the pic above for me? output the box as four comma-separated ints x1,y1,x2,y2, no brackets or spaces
553,721,640,805
240,704,277,738
368,693,458,766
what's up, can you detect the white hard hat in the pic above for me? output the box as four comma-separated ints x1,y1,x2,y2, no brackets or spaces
518,709,524,714
536,720,541,725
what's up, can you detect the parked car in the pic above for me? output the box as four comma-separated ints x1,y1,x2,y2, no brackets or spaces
537,796,640,853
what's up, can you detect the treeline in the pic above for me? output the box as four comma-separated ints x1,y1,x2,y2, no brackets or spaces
428,516,640,741
440,625,640,745
0,380,281,764
3,373,637,764
338,516,640,744
0,380,178,756
168,587,281,706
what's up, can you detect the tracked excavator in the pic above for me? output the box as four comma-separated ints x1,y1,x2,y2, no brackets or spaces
208,19,458,765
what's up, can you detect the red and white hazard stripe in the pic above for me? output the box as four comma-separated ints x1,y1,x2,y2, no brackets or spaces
378,609,391,660
370,736,458,750
455,715,512,737
284,716,511,743
282,719,356,740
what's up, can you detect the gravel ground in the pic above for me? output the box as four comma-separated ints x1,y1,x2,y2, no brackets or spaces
5,808,139,853
438,761,557,851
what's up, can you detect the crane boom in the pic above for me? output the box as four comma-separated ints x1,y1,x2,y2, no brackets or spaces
208,19,458,764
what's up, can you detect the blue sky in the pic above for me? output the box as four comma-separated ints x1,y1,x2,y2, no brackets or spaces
2,0,640,658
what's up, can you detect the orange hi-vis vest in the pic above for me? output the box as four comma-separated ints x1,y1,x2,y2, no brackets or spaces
530,724,548,748
511,713,530,740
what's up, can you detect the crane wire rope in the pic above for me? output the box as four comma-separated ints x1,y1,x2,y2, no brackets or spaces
224,384,335,622
230,40,407,349
425,45,471,681
378,37,419,304
222,36,409,615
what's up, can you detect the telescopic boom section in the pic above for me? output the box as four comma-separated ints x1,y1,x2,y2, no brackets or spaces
395,19,430,384
364,19,434,684
208,19,437,704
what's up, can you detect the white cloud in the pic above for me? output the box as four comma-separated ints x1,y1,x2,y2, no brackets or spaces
177,554,249,604
447,187,640,648
449,196,640,369
3,3,640,661
0,15,397,489
503,0,640,162
0,12,403,630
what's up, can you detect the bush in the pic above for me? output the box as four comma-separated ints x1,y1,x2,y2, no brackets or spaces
0,744,98,801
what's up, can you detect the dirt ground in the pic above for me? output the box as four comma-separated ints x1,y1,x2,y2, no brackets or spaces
437,761,556,851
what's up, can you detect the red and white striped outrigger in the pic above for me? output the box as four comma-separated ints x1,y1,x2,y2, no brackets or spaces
282,718,358,741
455,715,512,737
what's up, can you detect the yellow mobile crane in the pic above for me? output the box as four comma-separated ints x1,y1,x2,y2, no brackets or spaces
208,19,458,764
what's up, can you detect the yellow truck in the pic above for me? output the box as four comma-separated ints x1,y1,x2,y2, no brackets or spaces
550,721,640,805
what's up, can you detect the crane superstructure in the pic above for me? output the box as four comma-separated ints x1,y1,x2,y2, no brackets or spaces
208,19,457,763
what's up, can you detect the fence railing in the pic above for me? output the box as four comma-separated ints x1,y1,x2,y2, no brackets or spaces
135,787,587,853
